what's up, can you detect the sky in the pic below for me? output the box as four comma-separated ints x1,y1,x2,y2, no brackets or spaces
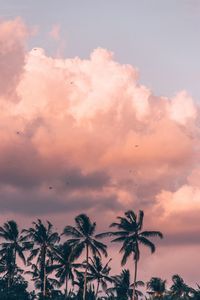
0,0,200,287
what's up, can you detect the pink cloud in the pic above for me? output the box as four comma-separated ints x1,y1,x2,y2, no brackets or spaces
0,18,28,101
0,18,200,283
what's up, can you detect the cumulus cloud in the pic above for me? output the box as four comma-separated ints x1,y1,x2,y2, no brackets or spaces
168,91,197,125
0,18,200,254
0,18,28,101
156,185,200,217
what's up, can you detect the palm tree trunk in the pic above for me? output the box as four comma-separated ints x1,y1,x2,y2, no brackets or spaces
12,248,16,287
8,248,16,289
41,246,46,299
43,265,46,299
65,274,68,299
7,273,11,290
95,279,100,298
8,264,12,289
83,244,89,300
132,259,138,300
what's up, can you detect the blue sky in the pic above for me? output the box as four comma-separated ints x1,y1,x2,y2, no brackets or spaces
1,0,200,100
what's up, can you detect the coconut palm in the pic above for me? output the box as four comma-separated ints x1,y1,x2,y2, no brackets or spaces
147,277,166,299
97,210,163,300
22,219,60,298
50,242,81,299
107,269,144,300
81,256,113,297
26,262,60,298
0,220,29,288
63,214,107,300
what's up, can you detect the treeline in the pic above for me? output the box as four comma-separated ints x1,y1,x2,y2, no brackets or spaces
0,210,198,300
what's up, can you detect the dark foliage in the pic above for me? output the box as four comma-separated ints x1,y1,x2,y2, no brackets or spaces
0,212,197,300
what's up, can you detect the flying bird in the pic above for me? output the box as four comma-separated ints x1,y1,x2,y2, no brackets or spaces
49,186,53,190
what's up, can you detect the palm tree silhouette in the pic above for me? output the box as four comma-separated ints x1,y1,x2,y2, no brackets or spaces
26,262,60,298
63,213,107,300
0,247,24,290
147,277,166,299
97,210,163,300
0,220,28,288
170,274,191,299
22,219,60,299
50,242,80,299
107,269,144,300
81,256,113,297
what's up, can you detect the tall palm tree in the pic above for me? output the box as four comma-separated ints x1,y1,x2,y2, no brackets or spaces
22,219,60,298
50,242,80,299
63,214,107,300
107,269,144,300
147,277,166,299
0,220,28,288
97,210,163,300
82,256,113,297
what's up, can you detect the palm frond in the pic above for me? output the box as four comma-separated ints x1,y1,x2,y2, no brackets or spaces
138,236,156,253
141,231,163,239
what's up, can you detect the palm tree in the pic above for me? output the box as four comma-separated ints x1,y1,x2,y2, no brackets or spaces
107,269,144,300
22,219,60,299
147,277,166,299
63,214,107,300
97,210,163,300
0,220,28,288
170,274,191,299
82,256,113,297
0,247,23,289
26,262,60,298
50,242,80,299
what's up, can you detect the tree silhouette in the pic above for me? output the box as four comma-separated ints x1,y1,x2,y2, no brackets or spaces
63,214,107,300
170,274,191,299
97,210,163,300
26,262,60,298
107,269,144,300
0,220,28,288
22,219,60,299
50,242,80,299
147,277,166,299
81,256,113,297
